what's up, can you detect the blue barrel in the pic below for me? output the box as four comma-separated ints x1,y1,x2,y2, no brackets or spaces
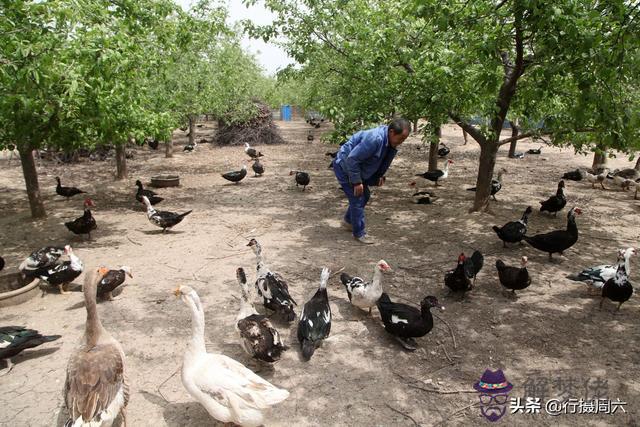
280,105,292,121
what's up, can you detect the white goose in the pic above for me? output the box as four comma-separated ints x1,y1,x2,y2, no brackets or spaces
340,260,392,314
174,285,289,426
64,268,129,426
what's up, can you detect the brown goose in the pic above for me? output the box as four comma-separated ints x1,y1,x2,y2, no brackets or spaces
64,269,129,426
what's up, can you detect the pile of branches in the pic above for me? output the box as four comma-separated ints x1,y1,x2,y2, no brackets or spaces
215,100,284,146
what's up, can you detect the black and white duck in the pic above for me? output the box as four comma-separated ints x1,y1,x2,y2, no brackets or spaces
496,256,531,296
222,165,247,184
142,195,192,232
290,170,310,190
97,266,133,301
297,268,331,361
467,168,507,201
415,159,453,186
600,250,634,312
524,207,581,261
340,260,392,315
585,169,607,189
377,293,444,351
562,169,584,181
146,138,159,150
135,180,163,205
437,143,450,157
408,182,436,204
235,268,287,364
252,159,265,177
19,246,65,280
539,180,566,216
245,142,264,159
38,245,83,294
184,142,197,152
0,326,61,375
247,239,297,322
492,206,533,247
65,198,97,240
527,146,543,155
56,177,86,200
567,247,636,294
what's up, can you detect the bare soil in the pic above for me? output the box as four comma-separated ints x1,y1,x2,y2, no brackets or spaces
0,121,639,426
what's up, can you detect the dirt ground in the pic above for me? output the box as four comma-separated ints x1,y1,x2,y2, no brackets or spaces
0,120,639,426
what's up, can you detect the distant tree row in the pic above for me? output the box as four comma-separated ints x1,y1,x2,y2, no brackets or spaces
1,0,269,218
249,0,640,211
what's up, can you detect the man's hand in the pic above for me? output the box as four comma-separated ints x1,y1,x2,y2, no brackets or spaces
353,183,364,197
378,177,385,187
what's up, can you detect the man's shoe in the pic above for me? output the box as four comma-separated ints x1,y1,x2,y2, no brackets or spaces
341,220,353,231
354,235,375,245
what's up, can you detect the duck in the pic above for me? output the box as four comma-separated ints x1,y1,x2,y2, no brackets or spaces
600,251,634,312
146,138,159,150
222,165,247,184
184,142,197,152
135,180,163,205
64,198,97,240
527,146,543,155
298,268,331,361
585,169,607,189
444,253,472,294
437,143,450,157
142,195,192,232
562,169,584,181
524,207,581,261
38,245,83,294
0,256,4,272
247,239,297,322
467,168,507,201
539,180,566,216
408,182,436,204
340,260,392,315
245,142,264,159
415,159,453,186
512,152,525,159
19,246,65,280
496,256,531,296
377,293,444,351
235,268,287,364
174,285,289,426
290,170,310,190
463,250,484,286
0,326,61,375
56,177,86,200
492,206,533,247
307,131,314,142
97,266,133,301
64,269,129,426
567,247,636,293
251,159,264,177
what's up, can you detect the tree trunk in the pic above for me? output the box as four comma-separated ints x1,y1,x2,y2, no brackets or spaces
428,126,441,171
472,142,499,212
165,139,173,158
592,151,607,169
19,145,46,218
413,119,419,134
188,115,196,146
115,144,127,180
507,120,519,158
635,156,640,171
462,128,468,145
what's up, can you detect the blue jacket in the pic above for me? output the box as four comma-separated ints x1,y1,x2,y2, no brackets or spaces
335,125,397,185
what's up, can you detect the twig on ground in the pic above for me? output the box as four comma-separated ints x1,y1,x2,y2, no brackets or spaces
330,267,345,278
385,404,421,426
432,312,457,349
126,236,142,246
439,343,454,363
408,384,476,394
157,367,179,403
206,252,245,261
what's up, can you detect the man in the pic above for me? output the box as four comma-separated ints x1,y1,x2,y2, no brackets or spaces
333,118,411,244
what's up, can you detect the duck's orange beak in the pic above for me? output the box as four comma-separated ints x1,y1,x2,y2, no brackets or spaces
173,287,181,297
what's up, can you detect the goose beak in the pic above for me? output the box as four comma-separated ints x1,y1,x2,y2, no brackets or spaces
173,287,181,297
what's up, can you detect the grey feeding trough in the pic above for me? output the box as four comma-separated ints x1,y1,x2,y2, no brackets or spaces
0,273,39,307
151,175,180,188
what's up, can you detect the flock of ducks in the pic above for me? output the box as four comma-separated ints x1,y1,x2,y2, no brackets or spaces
3,135,639,425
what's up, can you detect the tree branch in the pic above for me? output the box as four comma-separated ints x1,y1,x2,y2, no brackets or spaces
448,113,486,145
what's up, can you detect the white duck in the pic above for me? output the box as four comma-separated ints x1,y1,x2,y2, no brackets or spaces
174,285,289,426
235,268,287,363
585,170,607,189
64,268,129,426
340,260,392,314
567,247,636,293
